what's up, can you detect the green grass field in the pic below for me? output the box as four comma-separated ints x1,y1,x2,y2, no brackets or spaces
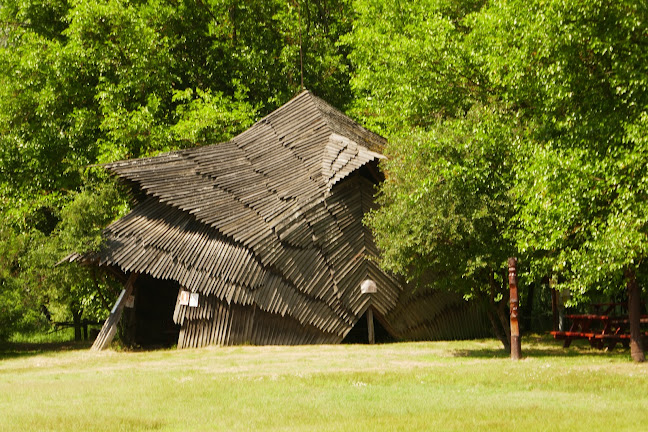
1,336,646,432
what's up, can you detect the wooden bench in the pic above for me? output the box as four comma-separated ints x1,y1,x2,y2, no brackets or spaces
550,331,597,348
594,333,631,350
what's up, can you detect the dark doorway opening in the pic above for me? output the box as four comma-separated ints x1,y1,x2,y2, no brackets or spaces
134,274,180,347
342,308,396,344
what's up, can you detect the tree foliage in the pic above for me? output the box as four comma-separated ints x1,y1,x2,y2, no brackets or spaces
342,0,487,134
366,106,521,347
469,0,648,298
367,107,517,290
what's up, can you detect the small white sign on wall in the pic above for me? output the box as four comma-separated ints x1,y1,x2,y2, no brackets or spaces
179,290,190,306
189,292,200,308
125,295,135,309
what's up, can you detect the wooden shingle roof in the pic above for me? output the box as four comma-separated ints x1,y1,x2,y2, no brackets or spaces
103,91,385,252
80,90,404,345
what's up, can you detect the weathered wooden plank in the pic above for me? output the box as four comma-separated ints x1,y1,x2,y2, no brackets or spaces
91,272,139,351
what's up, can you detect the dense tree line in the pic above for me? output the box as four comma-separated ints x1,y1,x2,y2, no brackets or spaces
1,0,646,360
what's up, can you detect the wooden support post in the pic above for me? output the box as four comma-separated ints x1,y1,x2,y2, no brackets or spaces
91,272,138,351
508,258,521,360
367,308,375,345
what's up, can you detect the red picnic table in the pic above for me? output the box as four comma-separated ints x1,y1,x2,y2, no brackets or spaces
551,313,648,350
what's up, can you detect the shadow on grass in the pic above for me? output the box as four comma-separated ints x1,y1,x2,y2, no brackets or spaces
0,338,181,360
450,334,632,359
0,340,93,360
1,333,633,361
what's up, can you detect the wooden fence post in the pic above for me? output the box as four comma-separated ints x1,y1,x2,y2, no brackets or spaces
508,258,521,360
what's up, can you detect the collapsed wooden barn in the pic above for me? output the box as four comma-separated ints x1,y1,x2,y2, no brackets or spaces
71,91,489,349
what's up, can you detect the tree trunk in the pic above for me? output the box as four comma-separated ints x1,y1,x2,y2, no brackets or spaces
551,287,559,332
485,304,510,352
626,268,645,363
229,5,237,43
522,279,536,332
497,300,512,344
479,291,510,352
488,269,511,346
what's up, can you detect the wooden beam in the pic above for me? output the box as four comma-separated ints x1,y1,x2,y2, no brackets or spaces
367,308,375,345
91,272,139,351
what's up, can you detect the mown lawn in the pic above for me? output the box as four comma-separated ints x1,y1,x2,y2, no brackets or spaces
0,336,646,432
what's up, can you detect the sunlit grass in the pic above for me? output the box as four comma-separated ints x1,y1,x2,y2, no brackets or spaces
9,327,76,344
1,336,646,431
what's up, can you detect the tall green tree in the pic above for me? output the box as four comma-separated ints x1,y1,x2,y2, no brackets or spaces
366,107,521,349
469,0,648,361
